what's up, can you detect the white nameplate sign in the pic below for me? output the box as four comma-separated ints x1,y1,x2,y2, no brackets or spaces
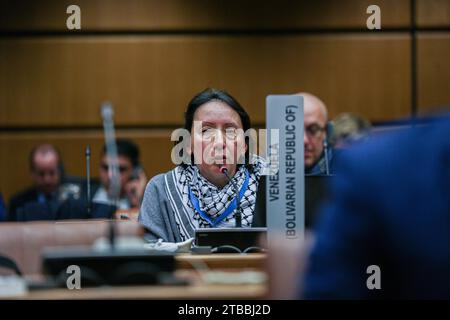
266,95,305,248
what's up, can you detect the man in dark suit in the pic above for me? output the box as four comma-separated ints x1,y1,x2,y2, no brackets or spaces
7,144,83,221
296,93,334,175
302,115,450,299
0,193,5,221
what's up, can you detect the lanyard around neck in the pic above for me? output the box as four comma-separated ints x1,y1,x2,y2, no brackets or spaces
188,168,250,227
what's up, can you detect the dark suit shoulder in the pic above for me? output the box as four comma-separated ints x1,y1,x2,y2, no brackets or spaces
9,187,38,207
8,187,38,220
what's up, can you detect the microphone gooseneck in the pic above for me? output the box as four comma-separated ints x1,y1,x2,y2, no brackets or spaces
85,145,91,216
323,140,330,176
220,167,242,228
101,103,120,250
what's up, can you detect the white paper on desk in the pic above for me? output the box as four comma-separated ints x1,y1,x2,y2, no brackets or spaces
92,236,194,253
143,238,194,253
0,276,28,297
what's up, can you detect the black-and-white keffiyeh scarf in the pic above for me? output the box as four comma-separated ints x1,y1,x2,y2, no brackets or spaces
166,156,265,241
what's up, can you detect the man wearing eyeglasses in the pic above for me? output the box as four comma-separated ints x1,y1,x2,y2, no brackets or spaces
298,93,333,175
92,139,147,211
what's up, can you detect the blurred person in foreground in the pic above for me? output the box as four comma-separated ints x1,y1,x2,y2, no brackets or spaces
301,114,450,299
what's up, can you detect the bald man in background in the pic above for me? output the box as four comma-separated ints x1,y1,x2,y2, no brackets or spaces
7,144,83,221
297,93,333,175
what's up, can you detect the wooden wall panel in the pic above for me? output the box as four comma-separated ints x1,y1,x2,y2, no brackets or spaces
3,0,449,207
417,33,450,113
417,0,450,28
0,0,410,31
0,130,175,202
0,34,411,127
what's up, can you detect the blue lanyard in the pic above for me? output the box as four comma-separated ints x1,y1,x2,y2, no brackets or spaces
188,168,250,227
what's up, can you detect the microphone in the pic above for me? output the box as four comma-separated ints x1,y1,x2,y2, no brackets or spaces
323,139,330,176
101,103,120,249
220,166,242,228
101,104,121,204
322,122,333,176
85,145,91,216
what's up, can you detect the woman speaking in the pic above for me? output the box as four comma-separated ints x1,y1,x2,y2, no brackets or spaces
138,88,265,242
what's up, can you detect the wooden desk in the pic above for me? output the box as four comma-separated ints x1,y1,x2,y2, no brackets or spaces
7,248,307,300
13,253,268,300
20,283,267,300
175,253,266,270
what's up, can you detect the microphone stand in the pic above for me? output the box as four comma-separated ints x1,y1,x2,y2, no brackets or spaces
221,167,242,228
323,140,330,176
85,145,91,217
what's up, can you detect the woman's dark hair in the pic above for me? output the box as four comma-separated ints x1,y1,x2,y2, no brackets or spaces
184,88,251,133
182,88,252,166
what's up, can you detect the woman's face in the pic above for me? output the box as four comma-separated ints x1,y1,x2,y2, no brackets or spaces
190,100,247,187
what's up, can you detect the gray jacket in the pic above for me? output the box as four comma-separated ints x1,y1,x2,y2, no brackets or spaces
138,172,183,242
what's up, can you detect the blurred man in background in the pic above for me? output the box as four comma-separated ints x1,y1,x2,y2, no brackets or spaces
7,144,82,221
297,93,333,175
330,112,372,148
92,139,147,211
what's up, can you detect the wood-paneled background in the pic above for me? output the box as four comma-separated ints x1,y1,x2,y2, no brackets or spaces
1,0,449,202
